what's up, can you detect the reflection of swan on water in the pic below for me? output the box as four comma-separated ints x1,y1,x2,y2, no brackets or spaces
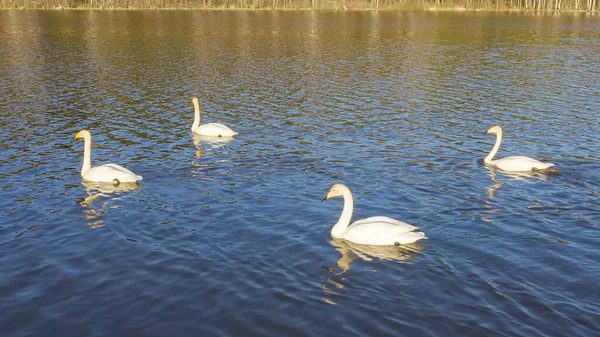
74,130,143,184
482,166,550,223
330,238,424,273
322,184,427,245
321,238,424,305
78,181,140,229
81,180,140,201
486,168,502,200
192,134,205,159
193,132,234,151
190,97,237,138
484,125,558,174
191,134,234,168
485,165,549,201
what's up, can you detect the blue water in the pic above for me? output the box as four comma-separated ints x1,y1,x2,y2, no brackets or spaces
1,10,599,337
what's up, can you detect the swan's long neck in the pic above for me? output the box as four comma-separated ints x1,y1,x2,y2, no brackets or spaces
192,100,201,131
485,130,503,164
331,187,353,238
81,133,92,176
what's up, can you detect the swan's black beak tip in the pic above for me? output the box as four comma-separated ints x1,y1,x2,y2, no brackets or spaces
321,197,327,202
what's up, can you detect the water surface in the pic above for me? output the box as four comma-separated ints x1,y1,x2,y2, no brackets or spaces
1,10,600,337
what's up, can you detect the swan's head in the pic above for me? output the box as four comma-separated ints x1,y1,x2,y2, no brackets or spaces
75,129,91,140
322,184,348,202
190,97,203,115
486,125,503,135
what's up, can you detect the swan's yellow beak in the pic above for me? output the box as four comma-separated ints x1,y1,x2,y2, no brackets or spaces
321,190,334,202
74,131,82,140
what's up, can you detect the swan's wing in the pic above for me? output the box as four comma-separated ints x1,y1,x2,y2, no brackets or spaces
342,217,426,246
101,164,140,177
350,216,418,232
84,164,142,183
494,156,555,172
194,123,238,137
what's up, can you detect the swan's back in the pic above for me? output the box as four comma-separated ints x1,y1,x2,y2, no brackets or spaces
83,163,143,183
342,216,427,245
494,156,555,172
194,123,237,137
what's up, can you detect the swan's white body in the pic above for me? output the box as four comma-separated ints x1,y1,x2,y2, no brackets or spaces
75,130,142,183
484,125,556,172
323,184,427,246
191,97,237,138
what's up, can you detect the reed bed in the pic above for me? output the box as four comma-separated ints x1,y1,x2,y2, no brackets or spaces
1,0,597,11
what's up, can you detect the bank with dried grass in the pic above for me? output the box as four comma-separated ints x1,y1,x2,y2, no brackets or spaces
0,0,597,11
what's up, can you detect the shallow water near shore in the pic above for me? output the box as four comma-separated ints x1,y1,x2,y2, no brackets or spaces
1,10,599,337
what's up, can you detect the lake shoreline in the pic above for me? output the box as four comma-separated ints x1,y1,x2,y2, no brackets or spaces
0,6,598,12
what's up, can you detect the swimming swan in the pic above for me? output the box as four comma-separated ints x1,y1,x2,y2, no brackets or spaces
74,130,143,184
322,184,427,245
191,97,237,137
484,125,558,173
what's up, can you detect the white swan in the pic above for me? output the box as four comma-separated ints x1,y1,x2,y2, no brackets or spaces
74,130,143,184
191,97,237,137
322,184,427,246
484,125,558,173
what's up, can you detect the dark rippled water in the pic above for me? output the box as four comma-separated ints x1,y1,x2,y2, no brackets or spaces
1,10,599,337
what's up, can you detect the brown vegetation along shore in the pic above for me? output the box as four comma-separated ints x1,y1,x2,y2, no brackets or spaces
0,0,597,11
